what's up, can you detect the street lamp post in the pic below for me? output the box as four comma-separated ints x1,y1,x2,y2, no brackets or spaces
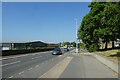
75,19,78,53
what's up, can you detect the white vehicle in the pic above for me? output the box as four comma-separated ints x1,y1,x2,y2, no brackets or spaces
115,44,119,47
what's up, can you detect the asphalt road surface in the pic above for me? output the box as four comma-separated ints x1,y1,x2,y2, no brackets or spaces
1,49,118,79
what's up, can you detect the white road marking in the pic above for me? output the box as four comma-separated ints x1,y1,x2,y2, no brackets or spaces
0,58,7,61
8,76,13,78
32,56,42,59
1,61,21,67
30,54,36,55
35,65,39,67
1,54,29,60
18,71,24,75
1,51,51,60
58,55,62,57
41,73,47,77
28,67,33,70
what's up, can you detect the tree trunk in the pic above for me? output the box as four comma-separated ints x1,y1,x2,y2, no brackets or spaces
112,41,114,49
102,42,104,49
105,40,108,50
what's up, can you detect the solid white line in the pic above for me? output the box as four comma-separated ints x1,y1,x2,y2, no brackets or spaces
32,56,42,59
1,54,29,60
31,54,36,55
2,61,21,67
1,51,49,60
0,58,7,61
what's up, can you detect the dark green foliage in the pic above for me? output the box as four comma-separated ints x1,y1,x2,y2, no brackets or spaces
63,42,70,46
78,43,85,48
70,42,76,47
2,48,54,56
78,2,120,52
88,43,99,52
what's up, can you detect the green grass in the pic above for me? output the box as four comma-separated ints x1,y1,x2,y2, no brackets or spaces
95,49,119,64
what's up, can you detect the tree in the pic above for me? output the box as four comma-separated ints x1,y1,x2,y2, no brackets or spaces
99,2,120,49
63,42,70,46
78,43,85,48
78,2,120,51
70,42,76,47
78,2,104,51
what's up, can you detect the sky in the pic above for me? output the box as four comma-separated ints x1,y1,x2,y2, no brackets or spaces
2,2,91,43
0,2,2,43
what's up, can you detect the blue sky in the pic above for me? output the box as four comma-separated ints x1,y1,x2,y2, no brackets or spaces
0,2,2,42
2,2,90,43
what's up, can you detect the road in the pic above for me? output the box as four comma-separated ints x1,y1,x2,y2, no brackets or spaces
1,49,118,79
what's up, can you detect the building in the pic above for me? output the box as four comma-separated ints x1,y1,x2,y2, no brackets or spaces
99,38,120,49
47,43,60,48
2,43,14,50
25,41,47,49
2,41,48,50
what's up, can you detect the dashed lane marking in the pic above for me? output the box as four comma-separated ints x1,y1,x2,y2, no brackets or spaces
32,56,42,59
35,65,39,67
18,71,24,75
28,68,33,71
8,76,13,78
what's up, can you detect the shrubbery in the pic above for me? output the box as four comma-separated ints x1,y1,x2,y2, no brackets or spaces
2,48,54,56
88,43,99,52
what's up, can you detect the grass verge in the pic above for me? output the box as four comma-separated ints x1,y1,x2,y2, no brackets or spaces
95,49,120,64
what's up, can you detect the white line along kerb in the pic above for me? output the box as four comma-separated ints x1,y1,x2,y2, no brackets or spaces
32,56,42,59
2,61,21,67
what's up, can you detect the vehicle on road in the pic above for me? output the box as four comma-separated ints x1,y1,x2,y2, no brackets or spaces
64,48,69,52
52,48,62,55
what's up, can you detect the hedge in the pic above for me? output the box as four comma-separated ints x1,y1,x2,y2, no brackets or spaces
2,48,54,56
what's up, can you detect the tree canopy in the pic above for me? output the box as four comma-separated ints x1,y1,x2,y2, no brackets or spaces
70,42,76,47
78,2,120,52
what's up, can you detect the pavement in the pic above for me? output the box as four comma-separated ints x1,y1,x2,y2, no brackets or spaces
1,49,118,79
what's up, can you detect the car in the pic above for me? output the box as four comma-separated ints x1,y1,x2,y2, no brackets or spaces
64,48,69,52
52,48,62,55
115,44,119,47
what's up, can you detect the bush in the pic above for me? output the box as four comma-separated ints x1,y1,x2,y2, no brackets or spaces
88,43,99,52
78,43,85,48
